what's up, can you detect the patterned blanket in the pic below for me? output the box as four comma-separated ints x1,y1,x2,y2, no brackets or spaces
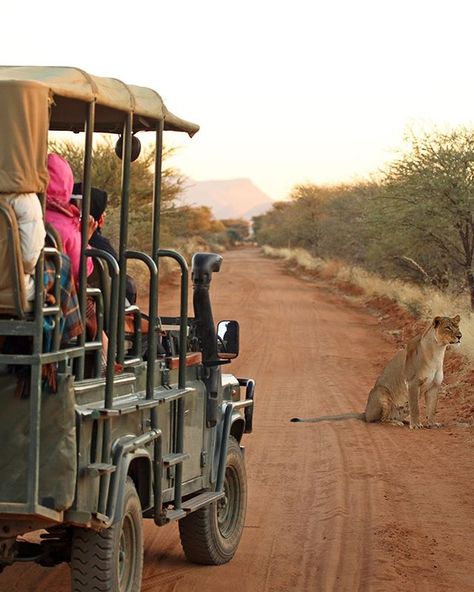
43,253,83,348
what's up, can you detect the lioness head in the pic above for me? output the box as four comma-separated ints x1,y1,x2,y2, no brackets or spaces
433,315,462,345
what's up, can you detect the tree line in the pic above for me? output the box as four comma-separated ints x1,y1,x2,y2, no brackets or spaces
253,127,474,309
50,137,250,255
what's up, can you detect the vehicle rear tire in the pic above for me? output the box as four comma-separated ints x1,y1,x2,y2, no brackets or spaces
178,436,247,565
70,477,143,592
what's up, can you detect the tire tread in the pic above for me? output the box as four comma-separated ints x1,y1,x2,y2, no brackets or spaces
70,477,143,592
178,436,247,565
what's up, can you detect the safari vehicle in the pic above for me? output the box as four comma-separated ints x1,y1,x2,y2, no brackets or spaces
0,66,255,591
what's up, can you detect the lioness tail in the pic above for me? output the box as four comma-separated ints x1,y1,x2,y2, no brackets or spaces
290,412,366,423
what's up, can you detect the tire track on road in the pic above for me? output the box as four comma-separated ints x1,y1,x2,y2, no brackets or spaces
3,248,474,592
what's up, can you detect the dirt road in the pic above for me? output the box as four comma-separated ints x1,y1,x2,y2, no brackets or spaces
2,247,473,592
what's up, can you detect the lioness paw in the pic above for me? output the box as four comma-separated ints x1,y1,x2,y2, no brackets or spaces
409,422,424,430
426,421,442,429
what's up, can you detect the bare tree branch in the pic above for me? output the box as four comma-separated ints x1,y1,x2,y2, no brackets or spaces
397,256,431,282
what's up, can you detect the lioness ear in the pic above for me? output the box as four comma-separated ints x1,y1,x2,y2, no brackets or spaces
433,316,442,328
453,314,461,325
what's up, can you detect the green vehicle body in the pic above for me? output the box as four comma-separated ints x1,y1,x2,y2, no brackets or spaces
0,67,254,588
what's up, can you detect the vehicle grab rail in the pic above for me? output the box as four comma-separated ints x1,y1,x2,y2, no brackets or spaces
156,249,188,511
124,250,158,393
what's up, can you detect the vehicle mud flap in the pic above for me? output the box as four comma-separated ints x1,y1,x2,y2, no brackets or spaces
0,373,77,511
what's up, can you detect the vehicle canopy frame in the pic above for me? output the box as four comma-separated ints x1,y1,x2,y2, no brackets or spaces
0,66,254,590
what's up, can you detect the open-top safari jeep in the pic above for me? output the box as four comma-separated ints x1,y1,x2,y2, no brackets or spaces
0,66,255,591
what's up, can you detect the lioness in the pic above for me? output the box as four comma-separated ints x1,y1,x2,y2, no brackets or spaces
291,315,461,429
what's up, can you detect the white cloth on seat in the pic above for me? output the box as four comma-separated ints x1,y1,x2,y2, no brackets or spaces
1,193,46,300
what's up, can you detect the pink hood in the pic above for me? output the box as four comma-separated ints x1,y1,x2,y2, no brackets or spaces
45,153,94,281
46,153,74,203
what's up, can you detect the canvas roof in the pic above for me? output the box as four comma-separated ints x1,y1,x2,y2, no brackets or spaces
0,66,199,135
0,66,199,192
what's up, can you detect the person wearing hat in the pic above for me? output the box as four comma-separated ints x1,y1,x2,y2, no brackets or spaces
72,183,137,306
46,156,96,283
72,183,166,358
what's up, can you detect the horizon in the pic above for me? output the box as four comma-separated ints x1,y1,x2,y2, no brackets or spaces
4,1,474,201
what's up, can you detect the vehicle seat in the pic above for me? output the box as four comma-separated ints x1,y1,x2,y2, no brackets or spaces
45,222,63,251
89,254,152,357
88,256,111,331
0,200,28,318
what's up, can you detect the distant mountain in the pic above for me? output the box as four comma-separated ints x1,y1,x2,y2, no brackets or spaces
180,178,274,220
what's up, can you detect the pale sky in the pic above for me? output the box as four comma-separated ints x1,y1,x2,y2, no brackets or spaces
4,0,474,200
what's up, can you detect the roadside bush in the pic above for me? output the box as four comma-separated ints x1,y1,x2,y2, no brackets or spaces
263,245,474,360
255,126,474,310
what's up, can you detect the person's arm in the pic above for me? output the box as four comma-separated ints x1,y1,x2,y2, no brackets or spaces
63,233,81,283
90,233,135,300
65,234,95,282
126,274,137,305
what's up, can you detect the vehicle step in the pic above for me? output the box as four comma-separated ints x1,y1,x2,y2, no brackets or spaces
165,508,187,522
163,452,190,467
123,357,142,367
84,340,102,352
74,372,136,394
154,387,191,404
182,491,225,513
82,463,116,477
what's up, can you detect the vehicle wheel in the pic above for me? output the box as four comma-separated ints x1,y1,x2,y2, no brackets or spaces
178,436,247,565
70,477,143,592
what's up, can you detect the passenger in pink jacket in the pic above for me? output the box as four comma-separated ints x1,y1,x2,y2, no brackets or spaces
45,154,96,284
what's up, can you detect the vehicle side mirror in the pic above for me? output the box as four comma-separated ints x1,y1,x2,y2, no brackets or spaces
217,320,239,360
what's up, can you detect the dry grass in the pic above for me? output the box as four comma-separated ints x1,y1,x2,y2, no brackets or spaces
262,245,474,361
263,245,474,426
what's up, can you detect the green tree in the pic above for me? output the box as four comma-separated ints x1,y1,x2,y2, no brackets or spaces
286,184,329,254
254,184,361,256
48,136,186,252
313,182,377,266
169,205,225,238
253,201,295,248
220,218,251,245
376,127,474,305
254,126,474,308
